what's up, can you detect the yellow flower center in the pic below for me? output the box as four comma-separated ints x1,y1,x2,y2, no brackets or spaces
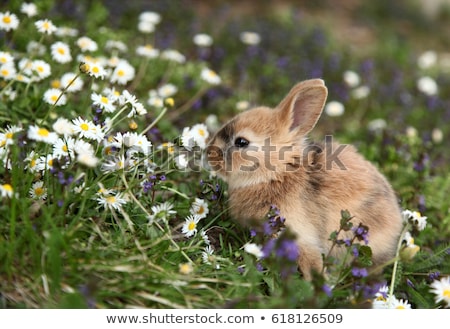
30,159,36,167
34,187,45,196
38,128,49,137
197,206,205,215
3,16,11,24
48,159,53,166
37,66,44,73
0,140,5,147
6,132,13,139
51,80,61,88
188,222,196,231
43,22,50,30
1,68,9,76
198,129,205,137
57,47,65,55
2,183,13,192
106,196,116,204
80,123,89,131
396,305,405,309
444,288,450,298
101,96,109,104
92,66,100,74
117,69,125,77
51,95,58,102
62,144,68,152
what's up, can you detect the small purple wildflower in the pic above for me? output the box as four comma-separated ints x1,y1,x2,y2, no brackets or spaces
276,239,300,262
352,246,359,257
351,267,368,278
322,284,333,297
353,224,369,245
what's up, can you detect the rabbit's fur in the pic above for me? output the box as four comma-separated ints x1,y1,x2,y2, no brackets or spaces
206,79,403,279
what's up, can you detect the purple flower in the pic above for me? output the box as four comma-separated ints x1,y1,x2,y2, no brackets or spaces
352,246,359,257
322,284,333,297
351,267,368,278
262,239,276,259
353,224,369,244
276,239,300,262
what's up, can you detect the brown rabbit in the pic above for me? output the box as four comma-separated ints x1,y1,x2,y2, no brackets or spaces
206,79,403,280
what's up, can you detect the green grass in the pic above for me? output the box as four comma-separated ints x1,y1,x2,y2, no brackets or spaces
0,0,449,309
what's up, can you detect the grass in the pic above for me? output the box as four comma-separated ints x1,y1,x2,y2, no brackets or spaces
0,0,449,309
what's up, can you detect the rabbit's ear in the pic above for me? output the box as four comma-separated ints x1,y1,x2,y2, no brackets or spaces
277,79,328,136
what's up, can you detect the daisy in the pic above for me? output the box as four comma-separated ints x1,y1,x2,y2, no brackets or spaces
71,117,104,142
343,70,360,87
148,90,164,108
390,297,412,309
74,139,95,156
50,41,72,64
182,214,202,238
25,151,40,173
110,60,135,85
100,155,127,173
53,117,75,136
0,183,15,198
239,31,261,45
351,85,370,99
200,68,221,85
193,33,213,47
60,72,83,93
80,60,107,79
202,245,215,265
190,198,209,219
32,59,51,80
179,263,193,275
174,154,188,169
36,154,56,172
417,50,437,70
244,243,264,259
96,192,127,211
402,209,427,231
105,40,127,53
29,181,47,200
0,125,22,147
0,51,14,65
136,44,160,58
156,84,177,99
430,276,450,308
137,20,155,33
77,36,98,52
417,76,438,96
0,11,19,32
0,63,17,80
55,26,78,37
122,132,152,155
27,125,58,144
148,202,176,224
200,229,211,246
76,152,99,168
161,49,186,63
35,19,57,35
189,123,209,149
53,137,75,159
139,11,161,25
324,101,345,117
26,41,46,56
43,88,67,106
20,3,38,17
91,92,116,113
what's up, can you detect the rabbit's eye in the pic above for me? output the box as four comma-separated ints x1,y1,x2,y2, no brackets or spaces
234,137,249,148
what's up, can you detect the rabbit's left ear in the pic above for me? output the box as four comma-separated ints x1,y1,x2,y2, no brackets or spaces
277,79,328,136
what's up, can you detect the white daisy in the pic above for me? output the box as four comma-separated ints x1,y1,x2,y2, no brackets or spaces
137,20,155,33
139,11,161,25
110,60,135,85
43,88,67,106
50,41,72,64
55,26,79,37
0,125,22,147
201,245,215,265
244,243,264,259
136,44,160,58
190,198,209,219
20,3,38,17
193,33,213,47
91,92,116,113
200,68,221,85
29,181,47,200
53,117,75,136
0,63,17,80
182,214,202,238
122,132,152,155
0,183,15,198
189,123,209,149
96,192,127,211
71,117,104,142
200,229,211,245
27,125,58,144
36,154,56,172
174,154,188,169
105,40,127,53
35,19,57,35
324,101,345,117
60,72,83,93
76,152,99,168
53,137,75,159
157,83,178,98
32,59,51,80
0,51,14,65
148,90,164,108
430,276,450,308
81,60,107,79
343,70,360,87
239,31,261,45
417,76,438,96
77,36,98,52
148,202,176,223
402,209,427,231
161,49,186,63
0,11,19,32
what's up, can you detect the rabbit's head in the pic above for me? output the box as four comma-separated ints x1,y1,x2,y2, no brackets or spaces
206,79,328,189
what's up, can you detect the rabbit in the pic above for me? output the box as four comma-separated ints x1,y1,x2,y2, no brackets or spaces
205,79,404,280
